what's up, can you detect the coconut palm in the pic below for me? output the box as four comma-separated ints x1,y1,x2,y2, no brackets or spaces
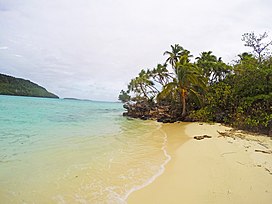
159,54,206,117
164,44,184,69
149,64,173,86
128,69,158,100
196,51,231,84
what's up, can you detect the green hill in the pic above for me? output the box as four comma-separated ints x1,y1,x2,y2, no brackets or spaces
0,73,59,98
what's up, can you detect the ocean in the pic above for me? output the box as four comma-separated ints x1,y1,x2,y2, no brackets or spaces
0,95,170,204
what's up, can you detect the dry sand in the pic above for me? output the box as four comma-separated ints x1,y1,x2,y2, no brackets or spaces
127,122,272,204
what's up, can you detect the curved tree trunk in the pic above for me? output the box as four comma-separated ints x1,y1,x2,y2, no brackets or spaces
181,88,186,117
140,84,149,100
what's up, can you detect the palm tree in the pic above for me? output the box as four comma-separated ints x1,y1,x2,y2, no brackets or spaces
159,54,206,117
164,44,184,69
128,69,158,100
196,51,231,84
149,64,173,86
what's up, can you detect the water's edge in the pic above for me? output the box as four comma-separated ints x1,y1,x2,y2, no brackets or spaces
123,123,172,203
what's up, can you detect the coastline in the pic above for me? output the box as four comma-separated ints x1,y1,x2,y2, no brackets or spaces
127,122,272,204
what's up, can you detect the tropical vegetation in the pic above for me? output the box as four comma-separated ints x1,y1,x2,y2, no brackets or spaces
119,32,272,135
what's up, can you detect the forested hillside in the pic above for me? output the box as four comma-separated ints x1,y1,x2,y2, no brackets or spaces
0,73,58,98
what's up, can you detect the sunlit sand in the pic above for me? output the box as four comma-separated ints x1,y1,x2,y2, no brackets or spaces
128,122,272,204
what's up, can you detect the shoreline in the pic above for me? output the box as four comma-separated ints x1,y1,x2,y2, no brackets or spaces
123,122,189,202
127,122,272,204
121,122,172,202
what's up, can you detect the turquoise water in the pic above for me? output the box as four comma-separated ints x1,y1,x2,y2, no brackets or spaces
0,95,168,203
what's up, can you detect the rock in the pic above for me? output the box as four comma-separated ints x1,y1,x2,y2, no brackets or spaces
157,117,176,123
141,115,149,120
193,135,212,140
169,119,176,123
157,118,164,122
123,103,130,110
182,116,194,122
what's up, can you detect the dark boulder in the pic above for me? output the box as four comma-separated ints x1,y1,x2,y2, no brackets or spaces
157,117,176,123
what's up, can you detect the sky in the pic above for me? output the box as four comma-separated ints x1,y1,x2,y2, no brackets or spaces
0,0,271,101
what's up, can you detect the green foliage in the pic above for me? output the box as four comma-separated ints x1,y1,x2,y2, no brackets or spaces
198,52,272,133
205,82,234,122
188,107,214,122
127,69,159,100
161,46,206,117
196,51,232,84
233,94,272,132
0,74,58,98
148,64,172,86
189,80,236,123
232,54,270,97
120,32,272,134
118,90,131,102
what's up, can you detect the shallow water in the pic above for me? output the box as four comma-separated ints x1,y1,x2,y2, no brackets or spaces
0,95,169,203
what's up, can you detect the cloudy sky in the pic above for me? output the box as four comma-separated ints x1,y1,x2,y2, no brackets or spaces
0,0,271,101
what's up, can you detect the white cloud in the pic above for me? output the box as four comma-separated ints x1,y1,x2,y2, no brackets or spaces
0,0,271,101
0,46,8,50
14,54,23,57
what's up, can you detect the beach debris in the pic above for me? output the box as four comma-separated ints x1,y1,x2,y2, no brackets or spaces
265,168,272,175
193,135,212,140
217,130,267,142
220,152,236,156
236,161,246,165
217,131,232,138
255,149,272,154
257,142,269,149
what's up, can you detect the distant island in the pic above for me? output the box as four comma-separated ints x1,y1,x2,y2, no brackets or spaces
0,73,58,98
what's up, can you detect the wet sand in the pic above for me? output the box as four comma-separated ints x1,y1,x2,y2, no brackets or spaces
128,122,272,204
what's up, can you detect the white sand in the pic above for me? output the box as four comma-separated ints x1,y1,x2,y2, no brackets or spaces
127,122,272,204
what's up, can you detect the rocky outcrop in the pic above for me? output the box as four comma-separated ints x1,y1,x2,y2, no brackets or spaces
123,101,194,123
123,101,169,120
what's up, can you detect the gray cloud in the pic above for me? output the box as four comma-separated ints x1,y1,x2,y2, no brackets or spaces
0,0,271,101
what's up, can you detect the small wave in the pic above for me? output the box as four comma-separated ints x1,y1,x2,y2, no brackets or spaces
121,123,171,203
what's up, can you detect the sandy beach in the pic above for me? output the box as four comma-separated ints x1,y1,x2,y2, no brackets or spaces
128,122,272,204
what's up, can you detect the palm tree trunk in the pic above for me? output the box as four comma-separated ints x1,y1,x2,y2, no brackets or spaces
140,84,149,100
181,97,186,117
181,89,186,117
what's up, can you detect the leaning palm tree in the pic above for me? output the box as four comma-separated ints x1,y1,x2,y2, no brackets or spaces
128,69,159,101
158,54,206,117
149,64,173,86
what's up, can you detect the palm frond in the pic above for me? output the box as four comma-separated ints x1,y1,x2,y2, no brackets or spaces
157,82,177,100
